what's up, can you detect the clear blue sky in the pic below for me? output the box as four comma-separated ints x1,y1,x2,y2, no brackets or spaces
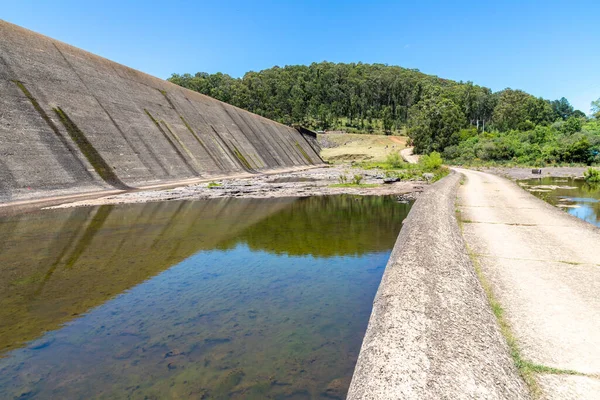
3,0,599,113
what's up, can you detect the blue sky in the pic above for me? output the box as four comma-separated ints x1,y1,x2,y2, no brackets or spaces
3,0,599,113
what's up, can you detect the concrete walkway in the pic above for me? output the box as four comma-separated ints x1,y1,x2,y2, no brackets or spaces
456,168,600,399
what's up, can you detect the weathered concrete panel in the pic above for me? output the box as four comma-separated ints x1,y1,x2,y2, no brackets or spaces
347,172,529,399
0,20,323,202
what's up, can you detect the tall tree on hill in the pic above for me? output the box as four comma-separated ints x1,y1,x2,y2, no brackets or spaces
408,98,465,153
551,97,575,120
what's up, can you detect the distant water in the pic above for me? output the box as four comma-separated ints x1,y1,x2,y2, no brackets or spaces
519,177,600,227
0,195,411,399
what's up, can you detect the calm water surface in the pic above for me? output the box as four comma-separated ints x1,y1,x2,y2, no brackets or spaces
0,195,411,399
519,177,600,227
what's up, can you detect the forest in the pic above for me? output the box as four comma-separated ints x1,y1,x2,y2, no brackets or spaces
169,62,600,165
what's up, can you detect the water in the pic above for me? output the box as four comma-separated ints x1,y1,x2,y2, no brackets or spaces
0,195,411,399
519,177,600,227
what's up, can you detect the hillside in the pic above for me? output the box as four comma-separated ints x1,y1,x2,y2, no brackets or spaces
170,62,600,166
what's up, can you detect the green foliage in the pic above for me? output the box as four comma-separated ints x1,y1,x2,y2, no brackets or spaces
207,182,222,188
418,151,444,171
169,62,592,166
385,151,404,168
408,98,465,153
338,174,348,184
584,168,600,183
352,174,363,185
592,98,600,119
444,120,600,166
169,63,492,133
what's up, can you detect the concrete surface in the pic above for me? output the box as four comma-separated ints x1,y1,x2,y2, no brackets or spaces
348,172,528,399
0,20,322,203
456,168,600,399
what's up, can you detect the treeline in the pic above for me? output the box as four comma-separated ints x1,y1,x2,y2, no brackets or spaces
169,62,600,165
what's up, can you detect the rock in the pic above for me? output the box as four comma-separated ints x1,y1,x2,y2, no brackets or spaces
383,177,400,184
324,377,351,399
422,173,435,181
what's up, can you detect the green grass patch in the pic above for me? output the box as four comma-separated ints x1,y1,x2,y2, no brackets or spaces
207,181,222,188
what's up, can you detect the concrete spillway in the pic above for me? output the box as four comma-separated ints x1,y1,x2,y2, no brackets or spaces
0,20,322,203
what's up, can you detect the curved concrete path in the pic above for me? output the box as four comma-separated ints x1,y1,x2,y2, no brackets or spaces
456,168,600,399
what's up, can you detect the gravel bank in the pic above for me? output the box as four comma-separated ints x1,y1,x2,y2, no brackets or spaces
47,166,426,209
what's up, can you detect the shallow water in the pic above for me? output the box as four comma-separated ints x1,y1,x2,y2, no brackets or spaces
519,177,600,227
0,195,411,399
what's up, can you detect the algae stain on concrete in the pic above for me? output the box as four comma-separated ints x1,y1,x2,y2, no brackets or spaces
53,107,130,189
144,109,198,175
295,141,314,164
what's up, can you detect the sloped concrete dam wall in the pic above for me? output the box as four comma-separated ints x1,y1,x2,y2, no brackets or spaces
0,20,322,202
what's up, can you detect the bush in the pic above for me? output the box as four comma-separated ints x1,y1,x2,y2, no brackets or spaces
419,151,444,171
584,167,600,183
385,151,404,168
352,174,363,185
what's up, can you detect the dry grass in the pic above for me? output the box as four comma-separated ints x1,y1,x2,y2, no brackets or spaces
319,133,407,164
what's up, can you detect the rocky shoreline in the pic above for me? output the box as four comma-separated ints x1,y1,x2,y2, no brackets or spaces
47,166,426,209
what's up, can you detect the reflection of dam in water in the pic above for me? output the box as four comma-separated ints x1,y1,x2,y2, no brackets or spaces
0,196,408,357
0,196,411,399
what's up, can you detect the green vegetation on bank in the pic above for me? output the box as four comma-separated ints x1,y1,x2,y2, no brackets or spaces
359,151,449,182
170,62,600,166
584,167,600,183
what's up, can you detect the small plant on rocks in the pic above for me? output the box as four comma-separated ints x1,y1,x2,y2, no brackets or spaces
352,174,363,185
584,167,600,183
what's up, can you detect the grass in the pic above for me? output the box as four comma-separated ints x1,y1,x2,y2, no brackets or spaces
319,133,407,163
357,154,450,183
207,182,222,188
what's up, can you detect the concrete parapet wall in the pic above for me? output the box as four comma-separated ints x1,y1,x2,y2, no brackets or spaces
347,172,529,399
0,20,323,203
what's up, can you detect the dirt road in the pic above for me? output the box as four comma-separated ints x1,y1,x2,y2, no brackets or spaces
456,168,600,399
400,147,419,164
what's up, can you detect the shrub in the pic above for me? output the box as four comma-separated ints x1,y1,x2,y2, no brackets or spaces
583,167,600,183
385,151,404,168
352,174,363,185
419,151,444,171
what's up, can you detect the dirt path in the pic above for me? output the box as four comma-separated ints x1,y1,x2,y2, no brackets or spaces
400,147,419,164
456,168,600,399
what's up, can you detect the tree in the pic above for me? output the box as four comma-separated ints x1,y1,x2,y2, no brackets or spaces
408,98,465,153
592,98,600,119
382,106,393,133
551,97,575,120
492,89,533,131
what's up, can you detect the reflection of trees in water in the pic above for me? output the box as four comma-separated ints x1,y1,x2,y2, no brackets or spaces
0,198,293,356
0,196,408,357
220,195,412,257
